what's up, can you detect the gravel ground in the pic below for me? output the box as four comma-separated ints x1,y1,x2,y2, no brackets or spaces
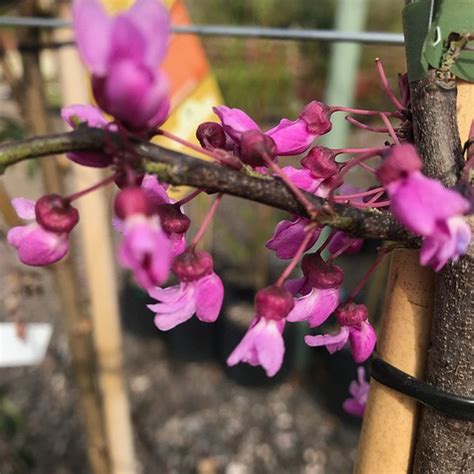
0,260,360,474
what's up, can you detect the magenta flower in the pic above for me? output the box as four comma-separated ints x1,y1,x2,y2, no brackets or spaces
286,255,343,327
115,186,171,289
305,303,376,363
343,366,369,417
329,231,363,256
148,250,224,330
73,0,170,130
7,197,78,266
62,104,114,167
377,144,472,270
266,217,320,259
213,100,331,157
227,286,294,377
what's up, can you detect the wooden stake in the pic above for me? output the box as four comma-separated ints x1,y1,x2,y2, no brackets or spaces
55,5,137,473
354,249,434,473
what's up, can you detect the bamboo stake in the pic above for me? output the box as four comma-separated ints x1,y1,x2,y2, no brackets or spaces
354,249,434,473
12,4,111,472
55,5,137,473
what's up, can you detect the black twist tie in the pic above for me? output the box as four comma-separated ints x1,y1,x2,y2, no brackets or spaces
370,356,474,421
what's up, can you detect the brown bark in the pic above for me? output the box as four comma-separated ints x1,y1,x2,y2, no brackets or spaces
409,63,474,474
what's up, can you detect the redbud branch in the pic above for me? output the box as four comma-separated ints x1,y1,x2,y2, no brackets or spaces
0,128,416,244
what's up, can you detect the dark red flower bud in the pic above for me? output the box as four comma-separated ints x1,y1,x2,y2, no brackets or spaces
255,286,294,321
157,204,190,234
114,187,151,219
376,144,422,185
299,101,332,135
301,253,344,289
196,122,226,149
239,130,277,167
301,147,338,179
35,194,79,233
172,250,213,282
114,171,144,189
335,303,368,327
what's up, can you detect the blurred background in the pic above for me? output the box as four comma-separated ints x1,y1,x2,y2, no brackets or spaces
0,0,406,472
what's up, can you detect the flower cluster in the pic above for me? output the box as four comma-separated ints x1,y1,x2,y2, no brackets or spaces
5,0,473,417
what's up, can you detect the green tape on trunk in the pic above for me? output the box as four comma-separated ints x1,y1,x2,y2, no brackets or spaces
423,0,474,82
403,0,432,82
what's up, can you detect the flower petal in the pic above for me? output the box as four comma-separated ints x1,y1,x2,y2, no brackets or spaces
266,118,315,156
11,198,36,220
349,321,376,363
72,0,111,75
127,0,170,67
307,288,340,327
195,273,224,323
305,325,350,354
213,106,260,141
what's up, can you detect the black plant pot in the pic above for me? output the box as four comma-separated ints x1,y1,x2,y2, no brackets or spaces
216,285,298,387
119,279,162,339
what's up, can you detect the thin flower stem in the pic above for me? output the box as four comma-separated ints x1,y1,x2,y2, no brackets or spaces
331,106,398,117
375,57,405,112
65,173,117,203
316,229,337,255
351,199,390,209
345,115,390,133
333,187,385,201
346,248,389,302
334,146,386,156
357,162,377,174
328,239,356,261
274,224,317,287
190,193,223,248
175,188,203,207
262,153,317,217
157,129,221,160
380,113,400,145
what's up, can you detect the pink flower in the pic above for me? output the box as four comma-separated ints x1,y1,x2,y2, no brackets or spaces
148,250,224,330
73,0,170,130
286,255,343,327
266,217,320,259
329,231,363,256
62,104,114,167
343,366,369,417
377,144,472,271
213,100,331,157
115,186,172,289
305,303,376,363
227,286,293,377
7,197,77,266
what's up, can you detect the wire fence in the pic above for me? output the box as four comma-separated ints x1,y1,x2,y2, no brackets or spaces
0,16,404,46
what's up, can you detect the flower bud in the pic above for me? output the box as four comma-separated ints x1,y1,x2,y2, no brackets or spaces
196,122,226,149
301,253,344,289
255,286,294,321
376,144,422,185
114,187,151,220
335,303,368,327
35,194,79,234
172,250,213,282
239,130,277,167
301,147,338,179
157,204,190,234
299,101,332,135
